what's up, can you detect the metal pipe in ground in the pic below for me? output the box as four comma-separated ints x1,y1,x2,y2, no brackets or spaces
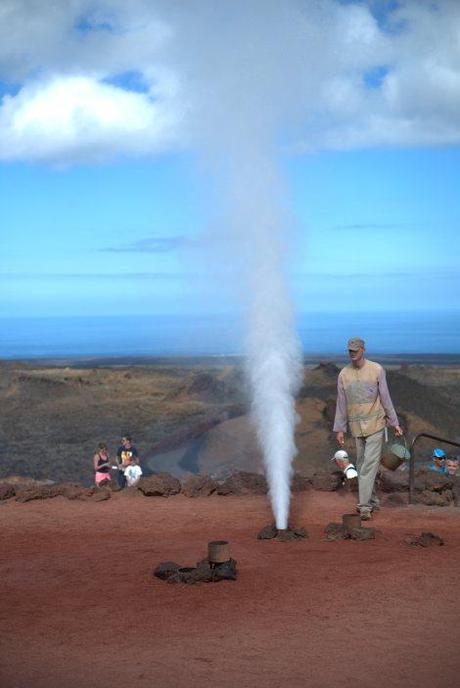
208,540,230,564
342,514,361,531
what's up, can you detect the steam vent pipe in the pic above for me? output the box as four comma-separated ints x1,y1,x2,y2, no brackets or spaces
342,514,361,530
208,540,230,564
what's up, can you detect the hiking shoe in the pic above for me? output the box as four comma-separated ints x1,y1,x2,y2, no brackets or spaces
360,510,372,521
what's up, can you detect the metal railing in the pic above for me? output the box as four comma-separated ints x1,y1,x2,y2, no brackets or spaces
409,432,460,504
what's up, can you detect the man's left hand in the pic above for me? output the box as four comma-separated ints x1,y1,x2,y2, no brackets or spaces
394,425,403,437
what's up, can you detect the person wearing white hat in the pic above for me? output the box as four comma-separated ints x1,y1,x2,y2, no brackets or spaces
331,449,358,480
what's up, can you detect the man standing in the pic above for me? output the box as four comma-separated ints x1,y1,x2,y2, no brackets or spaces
333,337,402,520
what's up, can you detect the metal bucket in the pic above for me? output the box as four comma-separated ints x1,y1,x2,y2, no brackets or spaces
381,436,410,471
208,540,230,564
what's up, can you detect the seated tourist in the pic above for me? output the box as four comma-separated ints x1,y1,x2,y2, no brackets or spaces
446,456,459,477
93,442,112,486
124,459,143,487
116,435,139,489
427,448,447,474
331,449,358,479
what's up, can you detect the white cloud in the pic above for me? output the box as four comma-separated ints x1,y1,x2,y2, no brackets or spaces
0,0,459,163
0,76,179,163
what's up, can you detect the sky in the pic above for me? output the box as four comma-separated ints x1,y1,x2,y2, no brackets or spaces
0,0,459,323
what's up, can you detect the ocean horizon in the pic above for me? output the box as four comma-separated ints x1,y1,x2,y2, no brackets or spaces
1,310,459,360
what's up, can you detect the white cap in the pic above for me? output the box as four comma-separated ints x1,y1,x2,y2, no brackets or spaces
332,449,349,462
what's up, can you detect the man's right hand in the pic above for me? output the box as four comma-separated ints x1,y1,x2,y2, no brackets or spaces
336,431,345,446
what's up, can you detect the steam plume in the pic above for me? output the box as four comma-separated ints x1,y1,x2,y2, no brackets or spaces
161,1,305,527
241,173,303,528
221,150,303,529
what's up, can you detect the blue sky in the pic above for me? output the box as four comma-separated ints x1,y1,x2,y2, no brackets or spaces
0,0,459,329
2,145,458,318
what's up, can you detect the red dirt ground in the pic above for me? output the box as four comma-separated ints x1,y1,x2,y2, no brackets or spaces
1,491,459,688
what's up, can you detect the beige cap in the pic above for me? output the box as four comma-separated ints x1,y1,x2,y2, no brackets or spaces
347,337,365,351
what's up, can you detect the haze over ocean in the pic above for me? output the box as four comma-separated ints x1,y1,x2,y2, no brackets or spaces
1,310,459,359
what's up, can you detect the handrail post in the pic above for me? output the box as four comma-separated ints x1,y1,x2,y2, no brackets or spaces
409,435,417,505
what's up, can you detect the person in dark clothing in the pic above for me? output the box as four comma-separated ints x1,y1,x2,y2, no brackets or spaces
116,435,139,489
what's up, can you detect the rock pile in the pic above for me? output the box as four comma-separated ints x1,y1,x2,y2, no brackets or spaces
405,532,444,547
415,472,458,507
0,481,112,503
324,522,376,541
257,525,308,541
1,466,458,506
324,515,376,541
153,557,237,584
379,467,460,506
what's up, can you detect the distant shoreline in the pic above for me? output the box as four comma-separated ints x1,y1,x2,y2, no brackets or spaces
5,352,460,367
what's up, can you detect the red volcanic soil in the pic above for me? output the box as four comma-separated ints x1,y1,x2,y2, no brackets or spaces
1,492,460,688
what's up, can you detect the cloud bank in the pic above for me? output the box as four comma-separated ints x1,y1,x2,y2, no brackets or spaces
0,0,459,164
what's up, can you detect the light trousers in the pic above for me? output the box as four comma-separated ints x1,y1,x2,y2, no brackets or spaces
355,428,385,511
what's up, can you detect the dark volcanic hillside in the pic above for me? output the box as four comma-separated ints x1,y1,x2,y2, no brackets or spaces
0,360,459,484
0,363,248,484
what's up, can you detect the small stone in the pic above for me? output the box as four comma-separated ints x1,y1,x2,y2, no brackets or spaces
92,488,111,501
177,567,196,583
324,522,346,541
348,526,375,541
181,474,218,498
188,559,214,583
406,532,444,547
417,490,451,507
166,573,182,584
153,561,181,580
0,483,15,500
211,558,237,581
291,527,308,539
257,524,278,540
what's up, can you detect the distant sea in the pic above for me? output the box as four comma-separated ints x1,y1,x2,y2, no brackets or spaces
1,310,459,361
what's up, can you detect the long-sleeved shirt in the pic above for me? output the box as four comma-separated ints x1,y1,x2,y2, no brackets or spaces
333,359,399,438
